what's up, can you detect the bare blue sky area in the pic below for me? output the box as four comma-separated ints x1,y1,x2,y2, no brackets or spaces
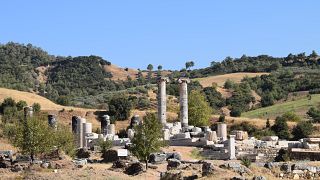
1,1,319,69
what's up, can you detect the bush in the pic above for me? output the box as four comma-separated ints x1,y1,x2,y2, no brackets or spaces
218,115,225,122
2,123,17,140
56,96,70,106
307,107,320,123
292,121,313,140
224,79,235,89
282,111,300,122
274,149,290,162
230,122,258,136
230,108,241,117
241,157,251,168
271,116,290,139
137,97,150,109
76,148,90,158
16,100,27,111
101,149,118,163
32,103,41,113
108,96,132,120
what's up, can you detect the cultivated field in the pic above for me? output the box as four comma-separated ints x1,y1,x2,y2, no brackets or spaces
194,72,268,87
242,94,320,119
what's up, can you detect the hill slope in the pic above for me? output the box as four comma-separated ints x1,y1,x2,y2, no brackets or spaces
0,87,101,129
194,72,269,87
0,87,94,111
242,94,320,119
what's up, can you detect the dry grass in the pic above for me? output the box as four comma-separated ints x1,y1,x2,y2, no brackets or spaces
212,115,297,129
195,72,268,88
104,64,171,81
0,88,96,112
0,87,101,130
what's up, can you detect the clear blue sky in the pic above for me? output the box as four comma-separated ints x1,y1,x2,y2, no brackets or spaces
1,1,319,70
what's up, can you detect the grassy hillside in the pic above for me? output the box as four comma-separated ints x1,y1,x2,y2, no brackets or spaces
194,72,268,87
242,94,320,119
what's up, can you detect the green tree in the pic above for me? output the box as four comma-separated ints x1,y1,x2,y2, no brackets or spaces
307,107,320,122
130,113,164,169
147,64,154,82
54,124,76,156
32,103,41,113
188,90,212,126
147,64,154,71
56,96,70,106
230,107,242,117
108,96,132,120
292,121,313,140
157,65,163,77
0,97,16,113
13,116,55,161
274,149,290,162
185,61,195,70
3,106,18,123
224,79,235,89
271,116,290,139
98,138,113,161
203,87,225,110
218,115,225,122
310,50,318,58
266,118,271,128
16,100,27,111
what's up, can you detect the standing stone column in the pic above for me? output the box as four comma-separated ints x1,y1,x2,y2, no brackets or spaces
178,77,190,128
157,77,169,125
228,135,236,160
101,115,110,136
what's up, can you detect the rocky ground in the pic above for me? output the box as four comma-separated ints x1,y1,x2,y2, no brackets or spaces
2,146,320,180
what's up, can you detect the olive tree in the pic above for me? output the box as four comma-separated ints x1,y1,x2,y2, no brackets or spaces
130,113,164,169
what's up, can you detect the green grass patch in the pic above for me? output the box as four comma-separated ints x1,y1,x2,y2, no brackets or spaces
190,148,204,160
242,94,320,119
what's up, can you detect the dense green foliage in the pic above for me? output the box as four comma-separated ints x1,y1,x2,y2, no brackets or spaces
191,52,320,78
0,98,24,123
292,121,313,140
13,116,55,161
307,107,320,122
203,87,225,111
130,113,164,169
281,111,301,122
271,116,290,139
188,90,212,126
226,83,255,117
108,96,133,120
0,42,53,91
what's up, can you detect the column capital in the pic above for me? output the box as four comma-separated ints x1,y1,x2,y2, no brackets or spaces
157,76,170,83
178,77,190,84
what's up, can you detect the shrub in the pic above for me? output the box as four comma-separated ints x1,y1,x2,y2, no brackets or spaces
32,103,41,113
230,108,241,117
76,148,90,158
271,116,290,139
218,115,225,122
282,111,300,122
292,121,313,140
241,157,251,168
274,149,290,162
